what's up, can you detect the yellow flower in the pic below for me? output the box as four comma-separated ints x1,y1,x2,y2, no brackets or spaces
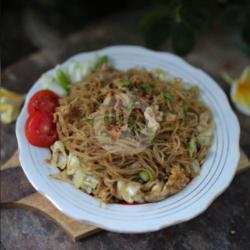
0,87,24,124
230,67,250,116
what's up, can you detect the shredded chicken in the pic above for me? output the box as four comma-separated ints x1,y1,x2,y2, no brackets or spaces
167,166,190,194
144,106,160,132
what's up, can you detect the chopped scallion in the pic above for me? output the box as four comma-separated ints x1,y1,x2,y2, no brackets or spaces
86,118,94,125
183,104,189,115
128,116,135,129
100,131,108,138
159,104,168,111
55,66,71,91
104,115,110,122
139,171,150,182
140,84,152,94
163,91,173,104
128,100,136,110
151,139,157,145
94,55,108,70
122,79,132,87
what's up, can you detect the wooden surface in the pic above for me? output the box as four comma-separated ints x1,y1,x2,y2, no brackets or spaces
3,193,101,241
1,151,101,241
1,11,250,250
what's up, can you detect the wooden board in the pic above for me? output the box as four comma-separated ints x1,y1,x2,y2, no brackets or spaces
0,151,101,241
0,149,249,241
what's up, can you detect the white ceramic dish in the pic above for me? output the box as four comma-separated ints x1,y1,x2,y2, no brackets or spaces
16,45,240,233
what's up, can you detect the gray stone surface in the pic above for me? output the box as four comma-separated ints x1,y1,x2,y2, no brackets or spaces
1,11,250,250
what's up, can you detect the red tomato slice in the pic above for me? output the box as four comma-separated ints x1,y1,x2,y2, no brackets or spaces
28,90,59,115
25,111,58,147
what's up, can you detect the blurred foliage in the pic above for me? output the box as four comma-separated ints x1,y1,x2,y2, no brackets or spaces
140,0,250,56
2,0,145,67
2,0,250,68
140,11,171,49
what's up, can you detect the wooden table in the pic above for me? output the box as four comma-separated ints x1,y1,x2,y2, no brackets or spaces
1,11,250,250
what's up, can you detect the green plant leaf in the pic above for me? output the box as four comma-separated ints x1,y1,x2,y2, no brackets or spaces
139,10,171,49
222,5,242,28
180,0,218,27
232,29,250,56
242,13,250,45
171,21,195,56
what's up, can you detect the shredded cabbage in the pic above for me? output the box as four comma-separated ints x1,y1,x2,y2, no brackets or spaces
199,111,210,125
72,168,86,188
50,140,99,193
67,54,98,83
50,141,67,169
50,170,69,181
72,168,99,193
197,123,214,146
196,111,214,147
188,138,197,158
40,74,67,95
152,69,174,82
66,153,80,175
191,160,200,177
40,54,107,94
117,181,143,203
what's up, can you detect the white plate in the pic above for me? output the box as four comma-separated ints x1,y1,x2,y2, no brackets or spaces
16,45,240,233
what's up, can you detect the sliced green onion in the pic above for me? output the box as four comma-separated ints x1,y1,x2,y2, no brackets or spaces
159,104,168,111
55,66,71,91
183,104,189,115
86,118,94,125
94,55,108,70
128,115,135,129
151,139,157,145
118,112,124,122
140,84,152,94
100,131,108,138
104,115,110,122
163,91,173,104
122,79,132,87
146,127,154,134
139,171,150,182
128,99,136,110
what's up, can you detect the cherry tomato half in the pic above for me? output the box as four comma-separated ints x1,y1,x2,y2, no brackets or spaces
27,90,59,115
25,111,58,147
